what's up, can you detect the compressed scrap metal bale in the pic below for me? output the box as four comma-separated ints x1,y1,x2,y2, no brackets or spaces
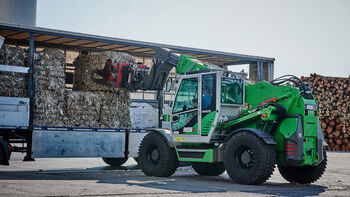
65,91,132,128
0,72,27,97
73,51,135,92
0,45,28,97
71,51,134,128
65,91,101,128
33,48,66,127
99,90,131,128
105,51,136,65
0,45,28,66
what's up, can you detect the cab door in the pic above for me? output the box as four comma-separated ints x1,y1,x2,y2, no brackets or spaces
171,77,199,135
200,74,217,136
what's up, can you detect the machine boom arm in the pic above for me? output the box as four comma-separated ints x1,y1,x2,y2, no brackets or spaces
116,48,223,91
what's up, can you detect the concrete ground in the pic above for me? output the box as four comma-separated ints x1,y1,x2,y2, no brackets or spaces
0,152,349,197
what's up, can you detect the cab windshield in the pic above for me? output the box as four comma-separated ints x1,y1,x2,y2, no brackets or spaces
221,78,243,104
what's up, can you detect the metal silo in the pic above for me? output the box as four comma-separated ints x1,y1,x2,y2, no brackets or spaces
0,0,37,26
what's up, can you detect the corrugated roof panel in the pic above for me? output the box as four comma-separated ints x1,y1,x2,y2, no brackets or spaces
113,46,142,51
7,32,29,39
64,40,96,46
34,35,58,42
0,29,18,36
80,42,109,47
45,37,76,44
97,44,124,49
130,48,154,53
0,22,275,65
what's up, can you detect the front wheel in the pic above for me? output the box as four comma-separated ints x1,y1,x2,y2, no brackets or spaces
138,132,178,177
224,131,276,185
102,157,128,167
278,150,327,184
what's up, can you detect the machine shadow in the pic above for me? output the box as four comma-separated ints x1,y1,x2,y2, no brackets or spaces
97,174,327,197
0,166,326,197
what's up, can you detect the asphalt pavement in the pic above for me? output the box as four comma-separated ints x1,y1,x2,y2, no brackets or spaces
0,152,349,197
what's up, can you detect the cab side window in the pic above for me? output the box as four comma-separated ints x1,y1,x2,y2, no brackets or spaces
172,78,198,113
202,74,216,111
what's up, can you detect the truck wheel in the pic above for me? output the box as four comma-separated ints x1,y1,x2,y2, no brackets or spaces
0,138,9,166
102,157,128,167
0,146,5,165
224,131,276,185
138,132,178,177
192,162,225,176
278,150,327,184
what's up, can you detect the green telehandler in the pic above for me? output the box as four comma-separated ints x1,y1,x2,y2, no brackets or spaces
109,48,327,185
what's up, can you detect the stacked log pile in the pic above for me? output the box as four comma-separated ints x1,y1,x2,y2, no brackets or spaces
301,74,350,151
0,45,28,97
33,48,66,126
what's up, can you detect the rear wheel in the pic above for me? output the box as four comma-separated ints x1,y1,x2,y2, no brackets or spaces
192,162,225,176
0,138,9,165
102,157,128,167
224,131,276,185
138,132,178,177
278,150,327,184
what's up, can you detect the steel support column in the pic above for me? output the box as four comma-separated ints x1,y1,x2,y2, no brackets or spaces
157,90,163,128
257,62,264,81
24,32,35,161
268,62,274,81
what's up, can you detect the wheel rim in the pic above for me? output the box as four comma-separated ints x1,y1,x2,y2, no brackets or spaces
146,145,160,165
234,145,254,169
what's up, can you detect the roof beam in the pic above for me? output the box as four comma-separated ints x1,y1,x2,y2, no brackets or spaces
0,22,275,63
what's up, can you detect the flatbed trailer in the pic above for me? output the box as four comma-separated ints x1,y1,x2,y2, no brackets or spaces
0,22,275,165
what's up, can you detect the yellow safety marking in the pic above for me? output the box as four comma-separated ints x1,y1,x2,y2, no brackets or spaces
176,137,184,142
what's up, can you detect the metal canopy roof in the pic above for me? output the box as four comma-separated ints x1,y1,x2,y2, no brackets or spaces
0,22,274,65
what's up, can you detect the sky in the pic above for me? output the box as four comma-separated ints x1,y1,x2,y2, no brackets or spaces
36,0,350,78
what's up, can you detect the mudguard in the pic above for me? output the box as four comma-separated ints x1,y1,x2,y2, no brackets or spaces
0,137,10,165
283,114,304,166
225,128,277,145
147,129,175,147
316,117,327,164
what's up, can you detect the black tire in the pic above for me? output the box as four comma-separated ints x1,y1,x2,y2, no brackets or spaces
0,139,9,166
102,157,128,167
278,150,327,184
0,146,5,164
224,131,276,185
192,162,225,176
138,132,178,177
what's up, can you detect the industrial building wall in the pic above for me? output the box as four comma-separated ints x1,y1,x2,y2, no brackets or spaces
0,0,37,26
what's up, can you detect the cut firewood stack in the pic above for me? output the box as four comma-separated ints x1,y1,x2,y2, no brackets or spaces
301,73,350,151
